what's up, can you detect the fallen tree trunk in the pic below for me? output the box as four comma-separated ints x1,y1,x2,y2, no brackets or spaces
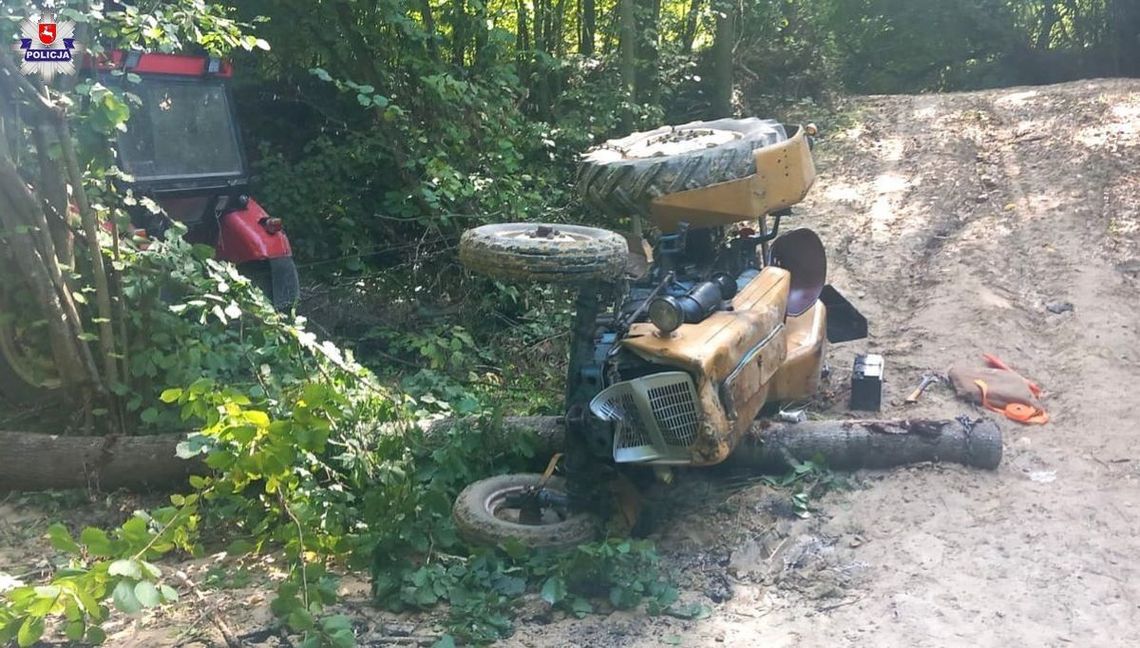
0,416,1000,492
0,431,201,492
425,415,1003,471
724,417,1003,472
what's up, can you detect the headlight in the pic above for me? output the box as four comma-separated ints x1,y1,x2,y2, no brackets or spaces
648,296,683,334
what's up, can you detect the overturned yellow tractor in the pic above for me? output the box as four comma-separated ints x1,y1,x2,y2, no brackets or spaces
454,119,867,547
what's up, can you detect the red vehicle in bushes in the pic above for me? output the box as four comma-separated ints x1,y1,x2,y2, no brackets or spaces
0,51,299,402
99,50,299,305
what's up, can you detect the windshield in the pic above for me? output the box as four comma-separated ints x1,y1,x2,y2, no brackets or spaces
116,77,244,184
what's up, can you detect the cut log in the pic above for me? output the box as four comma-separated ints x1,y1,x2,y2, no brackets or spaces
426,415,1003,471
420,415,565,446
724,417,1003,472
0,431,201,492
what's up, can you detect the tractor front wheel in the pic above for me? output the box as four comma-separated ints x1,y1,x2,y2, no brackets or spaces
459,223,627,284
452,474,601,549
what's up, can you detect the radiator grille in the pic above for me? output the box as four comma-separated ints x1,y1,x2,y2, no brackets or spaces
647,380,699,448
590,371,701,463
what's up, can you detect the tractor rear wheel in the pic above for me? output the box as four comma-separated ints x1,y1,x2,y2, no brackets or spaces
576,118,788,218
238,257,300,310
0,276,61,404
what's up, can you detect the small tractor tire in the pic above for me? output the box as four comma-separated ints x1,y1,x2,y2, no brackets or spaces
453,474,600,549
459,223,627,284
577,118,788,218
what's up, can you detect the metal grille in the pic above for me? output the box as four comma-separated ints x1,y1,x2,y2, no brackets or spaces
647,381,699,447
613,393,652,451
590,371,701,463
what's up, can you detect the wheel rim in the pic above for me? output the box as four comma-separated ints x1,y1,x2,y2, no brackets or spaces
484,484,571,526
0,282,61,392
497,225,593,245
624,128,740,158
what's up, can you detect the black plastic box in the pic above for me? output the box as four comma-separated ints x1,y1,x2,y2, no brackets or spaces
850,353,884,411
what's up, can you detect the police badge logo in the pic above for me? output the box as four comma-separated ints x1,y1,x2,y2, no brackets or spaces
17,16,78,80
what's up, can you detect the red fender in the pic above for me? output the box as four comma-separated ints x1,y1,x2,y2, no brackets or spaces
215,198,293,264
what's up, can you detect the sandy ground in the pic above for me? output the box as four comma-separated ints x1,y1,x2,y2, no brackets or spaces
3,79,1140,647
507,78,1140,646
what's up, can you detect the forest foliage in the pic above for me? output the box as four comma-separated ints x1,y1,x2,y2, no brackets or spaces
230,0,1140,283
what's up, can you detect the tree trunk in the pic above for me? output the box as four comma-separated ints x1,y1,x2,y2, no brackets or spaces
429,415,1004,471
31,120,73,267
472,0,490,69
619,0,637,127
723,417,1003,472
635,0,661,105
553,0,568,58
516,0,530,54
1114,0,1140,76
680,0,703,53
1036,0,1058,51
54,118,121,394
0,432,203,491
451,0,468,67
710,0,734,118
580,0,595,55
418,0,440,61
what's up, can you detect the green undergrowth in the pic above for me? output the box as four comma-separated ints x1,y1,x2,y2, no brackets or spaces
0,235,672,647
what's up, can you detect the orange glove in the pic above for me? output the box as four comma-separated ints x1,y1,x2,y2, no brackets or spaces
949,354,1048,425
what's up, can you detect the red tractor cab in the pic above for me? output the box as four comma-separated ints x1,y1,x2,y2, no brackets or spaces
89,51,298,307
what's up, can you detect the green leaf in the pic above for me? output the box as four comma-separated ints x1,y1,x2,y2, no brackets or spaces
254,38,270,50
33,585,61,599
80,527,113,557
47,523,81,553
112,580,142,614
65,619,86,641
321,615,352,632
109,559,143,579
86,626,107,644
177,434,212,459
140,561,163,580
134,580,162,608
120,516,149,545
540,576,567,605
570,597,593,617
159,584,179,603
159,388,183,403
17,616,43,648
286,608,315,632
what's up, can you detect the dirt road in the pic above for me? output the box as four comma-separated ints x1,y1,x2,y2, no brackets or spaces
512,79,1140,646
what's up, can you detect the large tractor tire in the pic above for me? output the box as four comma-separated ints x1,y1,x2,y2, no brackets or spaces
0,276,61,404
458,222,627,284
238,257,300,310
577,118,787,218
